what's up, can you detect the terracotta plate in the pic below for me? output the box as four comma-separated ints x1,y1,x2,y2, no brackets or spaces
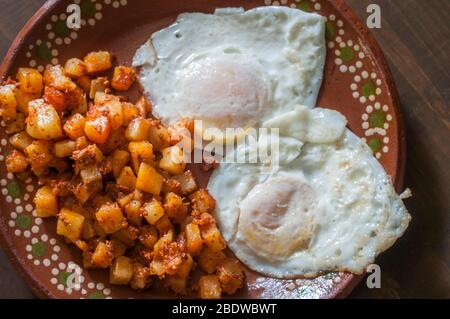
0,0,405,299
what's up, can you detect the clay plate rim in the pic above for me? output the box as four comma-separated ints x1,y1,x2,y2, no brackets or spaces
0,0,406,299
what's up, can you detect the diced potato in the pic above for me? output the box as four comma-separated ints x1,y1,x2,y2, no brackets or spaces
64,58,86,79
135,96,152,117
111,66,136,91
118,192,134,209
110,256,134,285
198,248,226,274
148,121,171,151
111,226,138,247
153,230,174,257
173,170,198,195
130,262,151,290
104,99,123,130
16,68,44,94
5,112,25,134
191,189,216,214
198,275,222,299
124,199,142,226
26,99,63,140
91,241,114,268
163,178,181,195
136,163,163,195
54,140,76,157
186,223,203,256
122,102,140,126
25,140,53,175
217,258,245,295
72,144,104,169
5,150,28,173
116,166,136,190
95,203,126,234
142,199,164,225
44,65,77,91
128,141,154,173
97,127,126,154
34,185,58,217
138,224,158,249
84,51,112,74
125,117,150,141
155,214,173,235
159,146,187,175
89,77,109,99
110,238,127,258
164,192,188,223
0,84,17,120
56,208,85,241
80,165,102,184
42,86,66,113
9,131,33,150
176,254,194,279
112,149,130,178
202,224,226,253
84,112,110,144
76,75,92,92
63,113,86,140
82,221,96,240
73,183,91,204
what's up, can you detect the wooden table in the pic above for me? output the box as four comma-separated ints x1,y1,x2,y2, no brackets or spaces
0,0,448,299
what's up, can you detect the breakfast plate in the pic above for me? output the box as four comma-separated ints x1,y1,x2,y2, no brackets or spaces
0,0,406,299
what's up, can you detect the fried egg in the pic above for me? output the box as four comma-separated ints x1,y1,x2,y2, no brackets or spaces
208,107,411,278
133,6,326,131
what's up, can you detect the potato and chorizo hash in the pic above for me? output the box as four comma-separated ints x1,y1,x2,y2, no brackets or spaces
0,50,244,298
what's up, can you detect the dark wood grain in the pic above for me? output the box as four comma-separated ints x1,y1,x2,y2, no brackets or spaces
0,0,448,299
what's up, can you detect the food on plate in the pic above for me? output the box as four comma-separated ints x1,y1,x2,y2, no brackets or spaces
133,6,326,134
208,106,411,278
0,50,244,298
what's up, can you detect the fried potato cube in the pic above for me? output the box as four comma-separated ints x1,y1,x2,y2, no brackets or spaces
116,166,136,190
186,223,203,256
217,258,245,295
25,140,53,175
56,208,85,241
34,185,59,218
5,112,25,134
84,51,112,74
44,65,77,91
9,131,33,151
16,68,43,94
14,89,40,114
112,149,130,178
64,58,86,79
130,262,151,290
63,113,86,140
0,84,17,120
135,96,152,117
128,140,154,173
176,254,194,279
82,221,96,240
164,192,188,223
84,112,110,144
111,226,138,247
148,121,171,151
123,199,142,226
91,241,114,268
53,140,76,157
125,117,150,142
95,203,126,234
138,224,158,249
5,150,28,173
111,66,136,91
104,99,123,130
191,189,216,214
202,224,226,253
76,75,92,92
159,146,187,176
172,170,197,195
122,102,140,126
80,165,102,184
198,248,226,274
155,214,173,235
26,99,63,140
199,275,222,299
98,127,126,155
89,77,109,99
142,199,164,225
110,256,134,285
136,163,163,195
